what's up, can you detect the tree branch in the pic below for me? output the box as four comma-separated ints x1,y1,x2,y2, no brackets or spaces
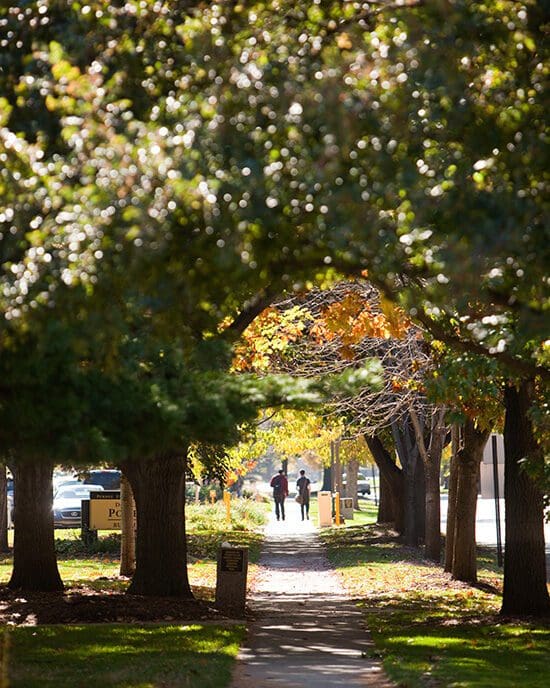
224,288,277,339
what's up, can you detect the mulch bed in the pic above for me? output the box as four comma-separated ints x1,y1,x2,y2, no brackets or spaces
0,586,226,626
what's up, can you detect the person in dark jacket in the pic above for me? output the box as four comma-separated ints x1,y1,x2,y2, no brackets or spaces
270,469,289,521
296,469,311,521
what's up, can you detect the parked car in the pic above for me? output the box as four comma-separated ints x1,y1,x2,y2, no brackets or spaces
53,484,104,528
357,474,371,496
82,469,121,491
342,473,371,496
53,479,83,497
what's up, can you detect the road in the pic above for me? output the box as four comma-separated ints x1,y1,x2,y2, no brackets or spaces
440,495,550,547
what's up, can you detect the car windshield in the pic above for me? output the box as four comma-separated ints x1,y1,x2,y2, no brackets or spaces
56,486,103,500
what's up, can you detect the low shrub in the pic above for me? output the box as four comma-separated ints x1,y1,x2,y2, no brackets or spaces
55,532,121,558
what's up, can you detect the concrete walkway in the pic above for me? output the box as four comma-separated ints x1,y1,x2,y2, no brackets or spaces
229,501,395,688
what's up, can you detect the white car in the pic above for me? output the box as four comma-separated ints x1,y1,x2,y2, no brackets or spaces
53,484,104,528
342,473,371,496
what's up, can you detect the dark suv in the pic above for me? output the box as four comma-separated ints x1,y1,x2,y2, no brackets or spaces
83,469,121,491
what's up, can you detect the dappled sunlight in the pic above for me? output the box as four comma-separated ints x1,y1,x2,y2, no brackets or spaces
230,506,395,688
377,623,550,688
9,624,245,688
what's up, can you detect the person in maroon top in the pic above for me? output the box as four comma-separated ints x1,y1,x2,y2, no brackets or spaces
270,469,289,521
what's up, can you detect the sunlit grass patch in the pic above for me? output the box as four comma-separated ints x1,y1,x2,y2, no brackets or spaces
186,498,269,533
7,623,245,688
308,496,378,528
321,522,550,687
369,604,550,688
1,499,267,590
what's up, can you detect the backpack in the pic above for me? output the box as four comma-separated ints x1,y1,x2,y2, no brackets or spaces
272,475,283,496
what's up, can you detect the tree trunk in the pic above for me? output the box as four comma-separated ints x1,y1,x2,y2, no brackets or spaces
424,455,441,561
321,465,332,492
9,460,63,592
119,474,136,578
377,474,395,524
122,452,193,598
393,417,424,547
501,381,549,616
452,420,489,582
333,439,343,495
329,440,335,491
0,465,9,553
345,458,359,509
411,451,426,546
364,435,405,533
410,407,446,561
444,425,460,573
426,411,445,562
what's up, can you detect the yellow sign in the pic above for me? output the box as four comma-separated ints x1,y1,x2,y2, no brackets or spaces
89,491,136,531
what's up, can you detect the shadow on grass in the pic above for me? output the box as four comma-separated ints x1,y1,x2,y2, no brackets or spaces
9,623,245,688
322,521,550,687
368,600,550,688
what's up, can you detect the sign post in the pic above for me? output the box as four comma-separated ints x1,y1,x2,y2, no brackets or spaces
491,435,504,567
88,491,136,531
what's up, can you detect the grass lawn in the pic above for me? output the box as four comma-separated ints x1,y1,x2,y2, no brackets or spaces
308,495,378,528
0,498,269,594
0,498,269,687
320,522,550,688
6,623,245,688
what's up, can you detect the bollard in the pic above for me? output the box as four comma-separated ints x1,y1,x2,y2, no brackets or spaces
334,491,342,526
209,489,217,504
215,544,248,616
223,490,231,524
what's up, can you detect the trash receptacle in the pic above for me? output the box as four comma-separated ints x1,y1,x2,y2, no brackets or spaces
318,491,332,527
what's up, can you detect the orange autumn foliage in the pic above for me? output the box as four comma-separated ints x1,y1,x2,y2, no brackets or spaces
310,292,412,349
233,286,412,372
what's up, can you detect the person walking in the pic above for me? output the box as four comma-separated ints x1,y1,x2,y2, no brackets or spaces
270,469,288,521
296,469,311,521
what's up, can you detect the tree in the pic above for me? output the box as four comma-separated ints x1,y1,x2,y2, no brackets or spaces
364,434,405,532
267,279,448,553
409,406,447,561
446,420,490,583
502,379,549,615
0,322,110,592
0,2,371,595
428,350,501,582
1,0,546,611
0,466,9,554
119,474,136,578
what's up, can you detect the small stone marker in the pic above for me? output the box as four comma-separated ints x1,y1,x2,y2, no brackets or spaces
215,543,248,616
340,497,354,520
